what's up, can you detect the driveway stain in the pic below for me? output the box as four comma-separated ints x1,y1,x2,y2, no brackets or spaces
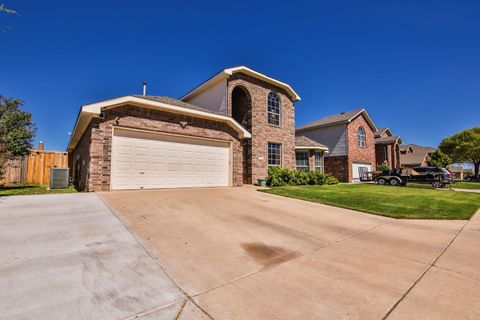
241,242,300,267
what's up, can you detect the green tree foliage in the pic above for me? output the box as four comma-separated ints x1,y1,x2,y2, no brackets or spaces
439,127,480,180
0,4,16,14
428,149,452,168
0,96,36,177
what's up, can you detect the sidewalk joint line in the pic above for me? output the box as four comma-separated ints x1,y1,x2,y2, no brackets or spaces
380,219,470,320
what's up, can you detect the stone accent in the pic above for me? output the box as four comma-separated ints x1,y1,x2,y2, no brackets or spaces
71,105,244,192
227,73,296,182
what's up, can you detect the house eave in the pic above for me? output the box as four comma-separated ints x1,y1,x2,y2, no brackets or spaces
67,96,251,151
180,66,301,102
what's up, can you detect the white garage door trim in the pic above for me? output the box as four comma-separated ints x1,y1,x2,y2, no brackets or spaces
110,127,232,190
352,162,372,183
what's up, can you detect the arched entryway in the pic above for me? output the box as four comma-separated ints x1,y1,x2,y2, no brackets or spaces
231,86,252,184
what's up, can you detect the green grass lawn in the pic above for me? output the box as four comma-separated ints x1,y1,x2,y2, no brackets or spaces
452,182,480,190
0,184,77,197
261,184,480,220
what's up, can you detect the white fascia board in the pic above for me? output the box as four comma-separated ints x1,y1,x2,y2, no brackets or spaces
224,66,301,101
68,96,251,151
181,66,301,102
348,108,378,132
295,146,329,151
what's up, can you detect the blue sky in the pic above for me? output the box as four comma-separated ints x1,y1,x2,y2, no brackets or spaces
1,0,479,151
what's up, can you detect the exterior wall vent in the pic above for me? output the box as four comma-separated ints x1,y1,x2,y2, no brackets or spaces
50,168,70,189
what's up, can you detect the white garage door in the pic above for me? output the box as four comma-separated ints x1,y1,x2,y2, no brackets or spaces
111,129,230,190
352,162,372,183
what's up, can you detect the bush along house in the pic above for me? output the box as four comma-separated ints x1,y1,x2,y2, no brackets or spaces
67,66,307,191
296,109,377,182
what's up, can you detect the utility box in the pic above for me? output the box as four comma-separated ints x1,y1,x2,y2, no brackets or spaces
50,168,70,189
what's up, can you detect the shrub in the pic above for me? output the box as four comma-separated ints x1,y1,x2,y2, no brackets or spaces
377,163,390,174
267,167,339,186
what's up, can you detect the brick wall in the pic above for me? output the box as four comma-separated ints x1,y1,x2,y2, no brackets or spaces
69,122,95,191
72,105,244,191
324,156,349,182
227,73,296,182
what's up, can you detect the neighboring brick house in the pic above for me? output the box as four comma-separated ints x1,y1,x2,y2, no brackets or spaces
374,128,403,169
67,66,301,191
296,109,377,182
399,144,437,167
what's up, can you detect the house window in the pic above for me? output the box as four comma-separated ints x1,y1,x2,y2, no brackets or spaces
314,152,323,172
268,142,282,167
267,92,281,126
358,127,366,147
296,151,309,172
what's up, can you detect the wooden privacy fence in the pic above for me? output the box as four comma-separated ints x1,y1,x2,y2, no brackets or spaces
0,150,68,185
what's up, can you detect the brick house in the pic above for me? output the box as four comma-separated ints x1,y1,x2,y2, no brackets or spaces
374,128,403,169
399,144,437,167
67,66,302,191
296,109,377,182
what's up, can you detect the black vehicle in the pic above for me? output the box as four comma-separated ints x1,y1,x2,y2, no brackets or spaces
363,166,454,188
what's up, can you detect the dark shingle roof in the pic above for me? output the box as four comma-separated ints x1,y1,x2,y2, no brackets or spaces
374,127,388,138
399,144,437,165
133,95,223,115
295,136,328,150
375,135,401,144
297,109,363,130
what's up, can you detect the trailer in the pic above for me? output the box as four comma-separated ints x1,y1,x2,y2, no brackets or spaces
360,167,453,188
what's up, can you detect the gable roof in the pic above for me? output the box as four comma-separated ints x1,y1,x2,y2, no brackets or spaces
295,136,329,151
374,127,392,138
180,66,301,102
67,95,251,151
399,144,437,166
375,135,403,144
400,152,428,166
296,108,377,132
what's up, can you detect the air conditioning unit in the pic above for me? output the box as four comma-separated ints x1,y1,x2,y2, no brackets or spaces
50,168,70,189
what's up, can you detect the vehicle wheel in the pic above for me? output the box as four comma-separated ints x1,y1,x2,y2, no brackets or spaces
432,181,443,189
378,178,387,185
389,179,400,186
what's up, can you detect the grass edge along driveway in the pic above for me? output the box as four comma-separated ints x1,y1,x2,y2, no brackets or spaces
0,184,77,197
260,184,480,220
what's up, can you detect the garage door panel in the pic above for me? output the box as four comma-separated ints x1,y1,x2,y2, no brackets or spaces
111,129,230,190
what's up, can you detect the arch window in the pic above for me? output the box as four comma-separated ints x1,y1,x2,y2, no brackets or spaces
267,92,281,126
358,127,366,147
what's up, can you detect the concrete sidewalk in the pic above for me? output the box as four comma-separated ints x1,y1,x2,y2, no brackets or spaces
0,193,205,320
100,187,480,320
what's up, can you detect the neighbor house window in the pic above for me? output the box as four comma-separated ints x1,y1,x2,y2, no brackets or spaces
358,127,366,147
268,142,282,166
315,152,323,172
296,151,309,172
267,92,281,126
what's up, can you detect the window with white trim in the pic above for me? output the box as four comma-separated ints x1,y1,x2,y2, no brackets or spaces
268,143,282,167
296,151,309,172
314,152,323,172
358,127,366,147
267,92,281,126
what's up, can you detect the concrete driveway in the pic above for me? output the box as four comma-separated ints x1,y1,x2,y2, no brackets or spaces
0,193,203,320
99,186,480,320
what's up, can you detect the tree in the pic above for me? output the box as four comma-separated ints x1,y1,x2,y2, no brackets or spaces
428,149,452,168
439,127,480,180
0,96,36,178
0,4,16,14
1,3,17,32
